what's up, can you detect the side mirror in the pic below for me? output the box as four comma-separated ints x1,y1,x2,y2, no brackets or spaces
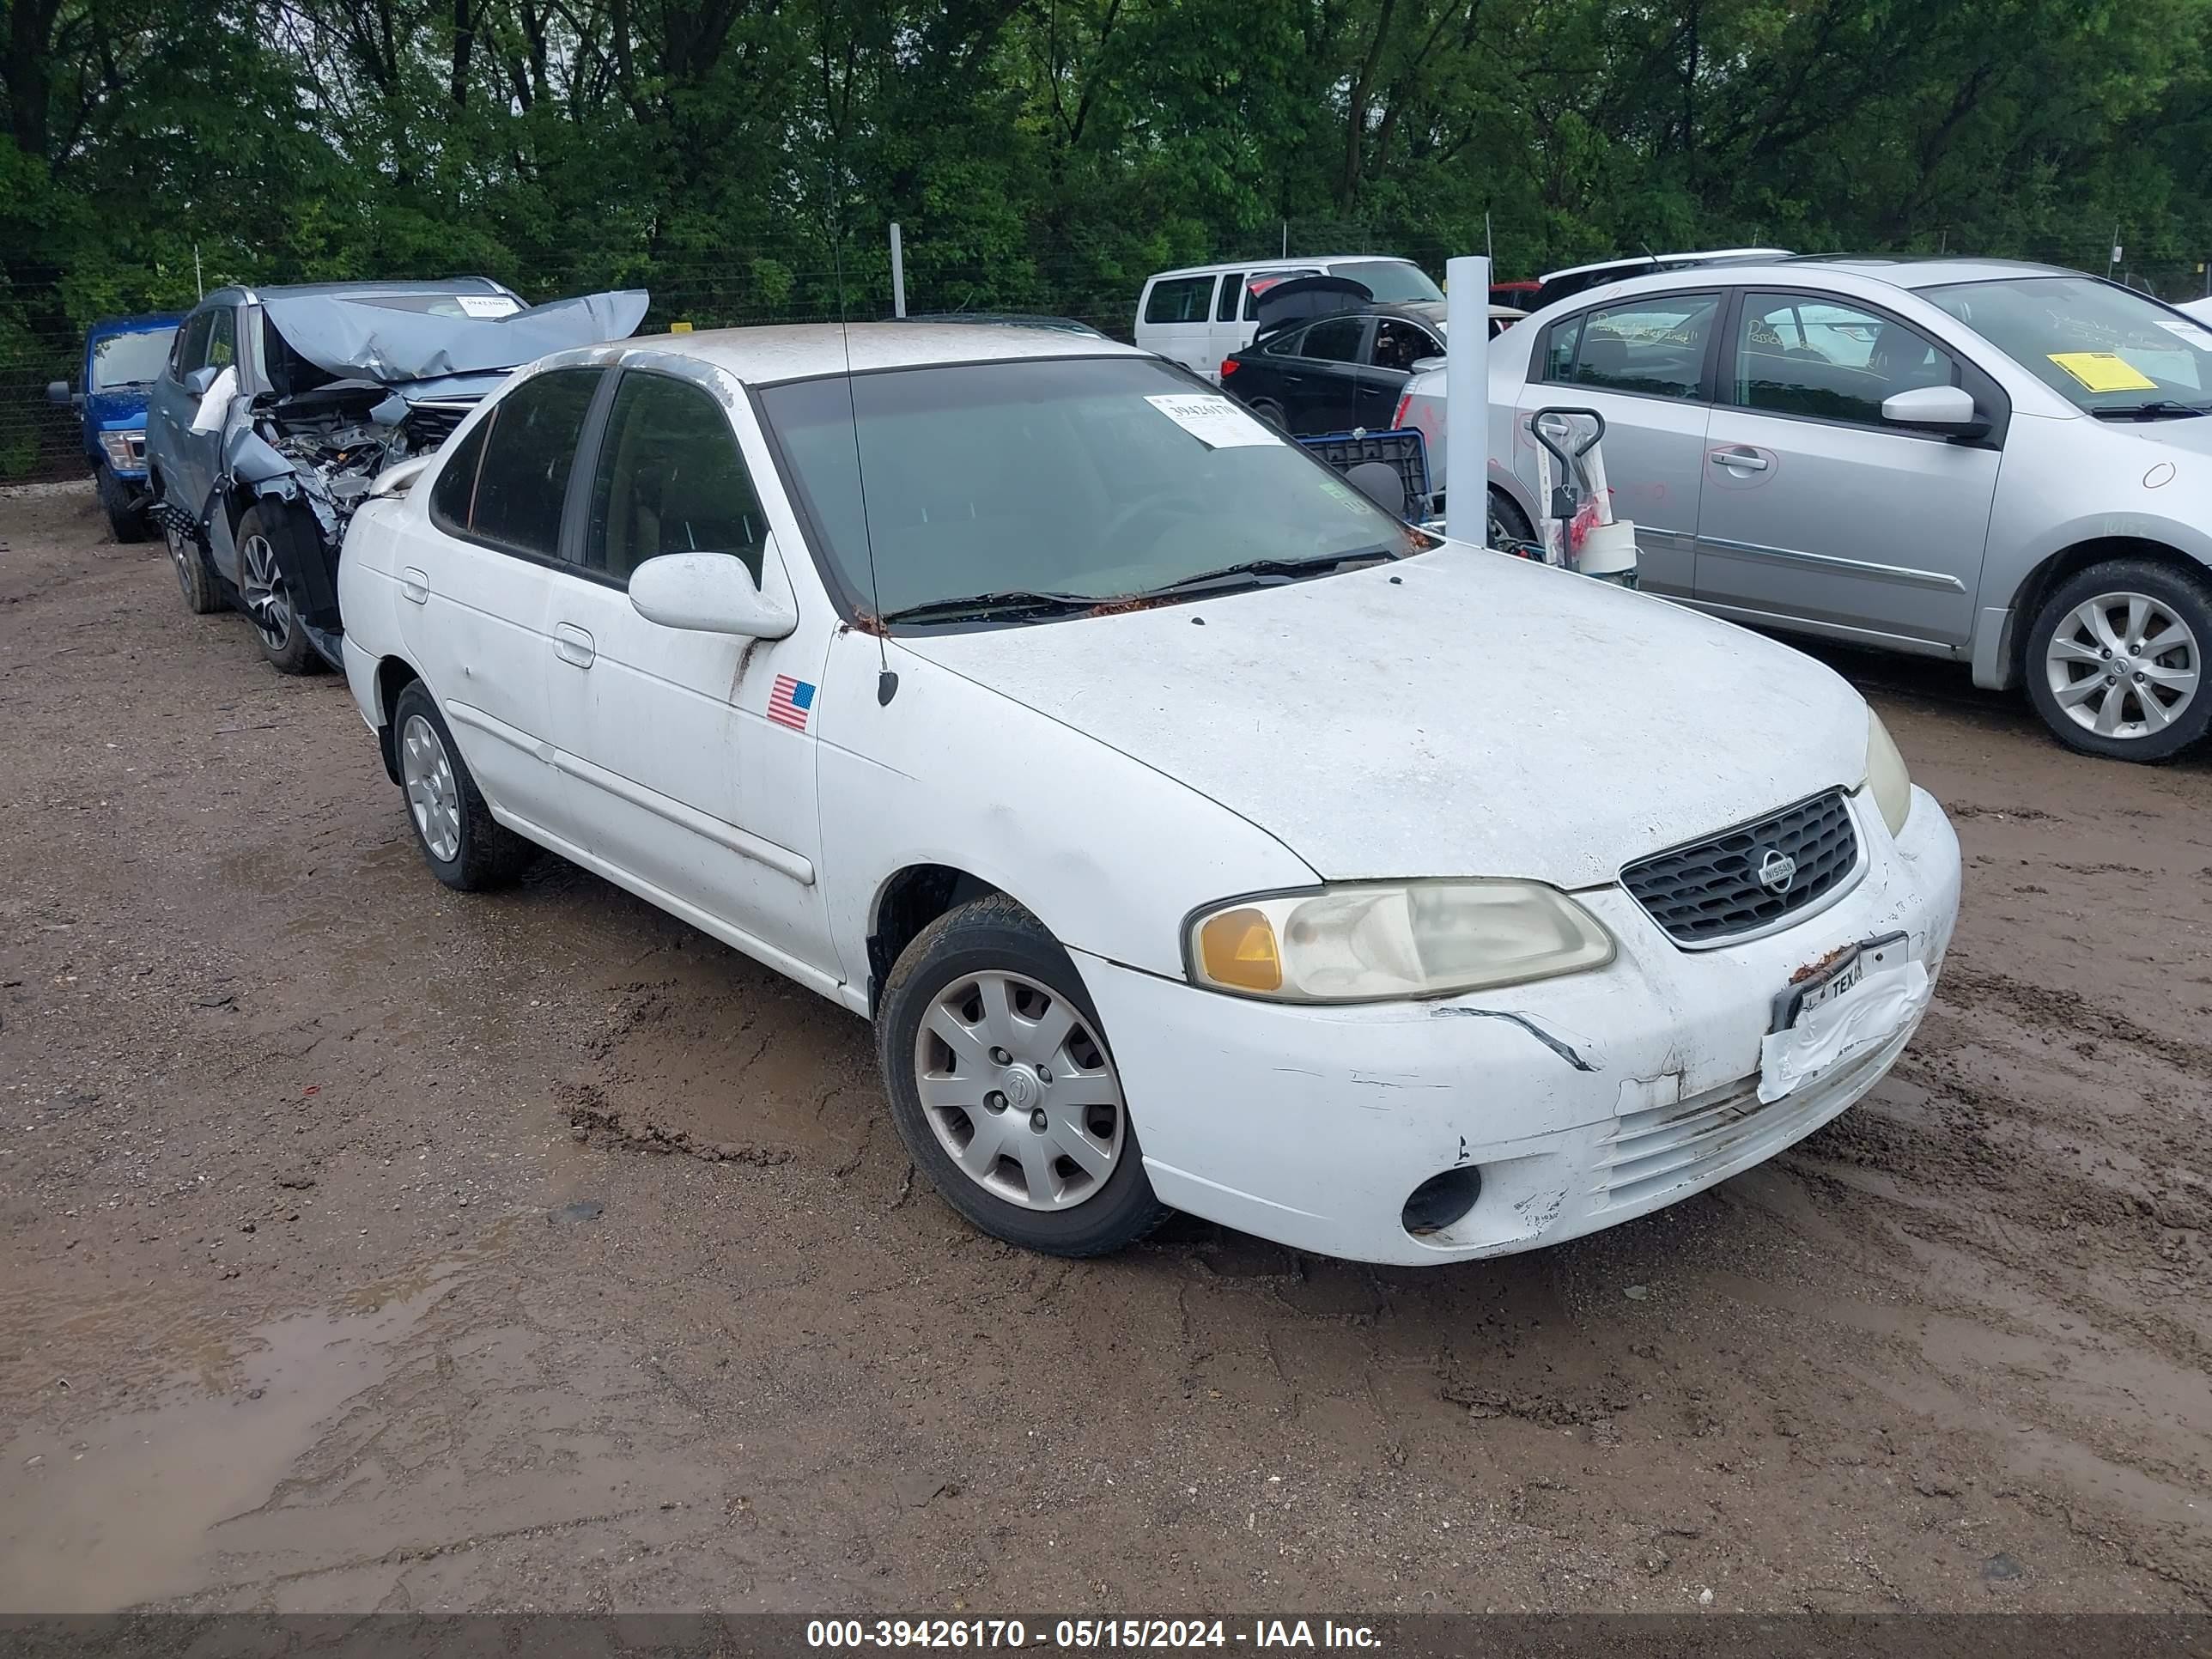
629,548,798,640
183,365,221,398
368,455,433,500
46,380,75,406
1882,384,1985,435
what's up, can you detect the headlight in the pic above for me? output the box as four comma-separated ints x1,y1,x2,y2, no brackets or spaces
99,431,137,470
1188,880,1614,1004
1864,708,1913,836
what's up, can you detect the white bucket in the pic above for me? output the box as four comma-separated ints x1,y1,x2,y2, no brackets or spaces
1578,518,1639,586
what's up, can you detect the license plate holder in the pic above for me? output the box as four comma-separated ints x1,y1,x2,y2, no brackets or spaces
1770,930,1908,1033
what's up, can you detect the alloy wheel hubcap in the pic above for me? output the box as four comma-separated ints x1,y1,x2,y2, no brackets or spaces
912,969,1125,1211
400,714,463,862
2045,591,2200,740
240,533,294,651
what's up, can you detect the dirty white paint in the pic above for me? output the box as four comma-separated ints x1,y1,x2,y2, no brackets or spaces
339,325,1964,1266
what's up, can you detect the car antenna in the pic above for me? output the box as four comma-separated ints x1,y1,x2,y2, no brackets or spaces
832,209,896,705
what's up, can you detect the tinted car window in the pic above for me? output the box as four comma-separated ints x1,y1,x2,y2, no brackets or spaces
464,368,605,559
585,373,767,584
1145,276,1214,325
173,310,216,377
1214,274,1244,323
204,308,237,371
1302,318,1365,362
1733,293,1954,424
428,419,492,537
1551,295,1718,399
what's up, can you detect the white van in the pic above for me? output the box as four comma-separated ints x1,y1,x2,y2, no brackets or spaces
1135,256,1444,382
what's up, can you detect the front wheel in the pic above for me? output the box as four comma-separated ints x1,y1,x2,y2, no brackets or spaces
97,464,150,543
236,505,320,675
877,895,1170,1257
2025,559,2210,762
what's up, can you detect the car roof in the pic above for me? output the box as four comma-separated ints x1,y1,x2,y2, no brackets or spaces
200,277,517,305
565,321,1148,383
1552,254,2089,309
1148,255,1419,282
1537,248,1792,284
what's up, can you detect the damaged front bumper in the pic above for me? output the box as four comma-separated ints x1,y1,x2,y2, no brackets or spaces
1075,787,1962,1266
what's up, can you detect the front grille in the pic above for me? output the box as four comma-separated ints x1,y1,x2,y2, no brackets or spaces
401,399,477,451
1621,788,1859,945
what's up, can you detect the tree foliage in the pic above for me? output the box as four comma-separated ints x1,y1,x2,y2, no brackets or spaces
5,0,2211,343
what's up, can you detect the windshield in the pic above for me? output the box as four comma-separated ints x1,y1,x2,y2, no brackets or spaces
1331,261,1445,304
1923,276,2212,411
757,356,1426,624
91,328,176,389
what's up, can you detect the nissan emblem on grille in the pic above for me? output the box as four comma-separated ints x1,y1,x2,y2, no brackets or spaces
1620,789,1861,945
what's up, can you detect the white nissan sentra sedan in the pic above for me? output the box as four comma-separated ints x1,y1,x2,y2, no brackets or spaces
336,325,1960,1266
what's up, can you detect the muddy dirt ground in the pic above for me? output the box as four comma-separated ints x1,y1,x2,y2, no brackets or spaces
1,479,2208,1616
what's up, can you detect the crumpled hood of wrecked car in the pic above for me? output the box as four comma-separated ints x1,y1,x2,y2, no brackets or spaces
893,545,1875,889
260,290,650,387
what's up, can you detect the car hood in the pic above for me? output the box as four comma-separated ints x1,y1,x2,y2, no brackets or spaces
260,289,650,386
86,388,150,428
895,548,1872,889
2111,414,2212,459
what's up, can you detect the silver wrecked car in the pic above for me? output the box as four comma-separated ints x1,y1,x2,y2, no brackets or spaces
1397,258,2212,760
146,279,647,673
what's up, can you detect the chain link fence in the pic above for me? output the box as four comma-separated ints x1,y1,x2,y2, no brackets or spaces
9,223,2212,486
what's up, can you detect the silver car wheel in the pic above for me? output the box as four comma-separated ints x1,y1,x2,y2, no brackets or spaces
165,522,195,592
2045,590,2201,740
240,532,295,653
912,969,1126,1212
400,714,464,862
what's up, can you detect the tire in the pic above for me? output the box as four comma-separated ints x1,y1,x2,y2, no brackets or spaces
235,505,320,675
97,464,150,543
390,681,536,890
877,894,1170,1258
2024,558,2212,762
161,507,224,615
1486,486,1536,551
1247,398,1289,433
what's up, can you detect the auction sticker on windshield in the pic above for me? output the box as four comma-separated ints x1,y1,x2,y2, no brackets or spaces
2153,318,2212,349
457,295,524,319
1146,393,1280,449
2048,351,2159,393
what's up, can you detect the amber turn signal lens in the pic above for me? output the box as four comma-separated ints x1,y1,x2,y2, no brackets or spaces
1197,908,1282,993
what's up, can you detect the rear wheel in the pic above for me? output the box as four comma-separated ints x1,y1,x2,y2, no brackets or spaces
391,681,535,890
878,895,1170,1257
1247,398,1288,433
236,506,319,675
1486,486,1536,551
2025,559,2210,762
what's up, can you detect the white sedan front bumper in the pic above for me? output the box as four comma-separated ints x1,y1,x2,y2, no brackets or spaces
1076,787,1960,1265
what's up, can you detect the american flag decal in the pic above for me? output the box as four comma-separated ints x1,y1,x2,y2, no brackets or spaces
767,674,815,732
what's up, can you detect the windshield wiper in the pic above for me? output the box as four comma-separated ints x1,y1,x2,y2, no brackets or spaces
877,589,1104,625
1141,546,1401,598
2093,399,2209,421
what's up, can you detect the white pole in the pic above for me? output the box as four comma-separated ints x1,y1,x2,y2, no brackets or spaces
890,222,907,318
1444,254,1490,544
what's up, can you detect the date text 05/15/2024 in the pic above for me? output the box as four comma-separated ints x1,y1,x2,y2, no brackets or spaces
805,1619,1383,1650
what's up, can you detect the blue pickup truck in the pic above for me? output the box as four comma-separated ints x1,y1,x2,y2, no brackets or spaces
46,313,184,541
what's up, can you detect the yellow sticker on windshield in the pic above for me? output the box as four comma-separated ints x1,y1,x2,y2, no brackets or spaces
2048,351,2158,392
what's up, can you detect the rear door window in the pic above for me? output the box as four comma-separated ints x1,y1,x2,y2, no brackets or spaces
1214,275,1245,323
446,368,605,560
1301,317,1366,363
1145,276,1215,325
1546,294,1720,399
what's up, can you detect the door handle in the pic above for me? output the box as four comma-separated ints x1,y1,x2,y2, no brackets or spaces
399,567,429,605
551,622,595,668
1711,447,1770,472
